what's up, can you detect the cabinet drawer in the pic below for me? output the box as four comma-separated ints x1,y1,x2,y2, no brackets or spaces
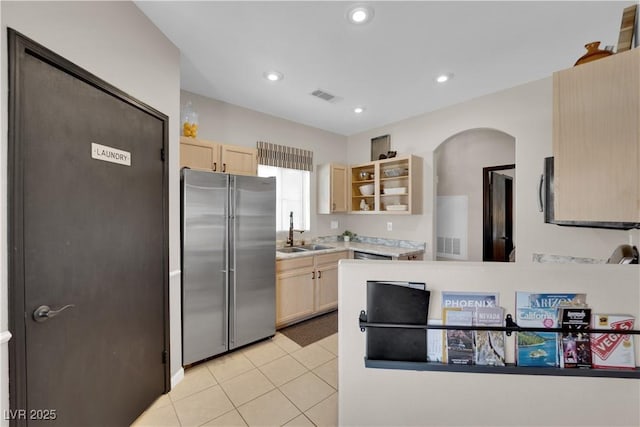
315,251,349,267
276,255,314,273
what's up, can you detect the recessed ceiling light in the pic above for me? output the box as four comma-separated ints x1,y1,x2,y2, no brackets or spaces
354,106,365,114
263,71,283,82
436,73,453,83
347,5,374,24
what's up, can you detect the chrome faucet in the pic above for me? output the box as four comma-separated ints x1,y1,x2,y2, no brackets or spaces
287,211,304,246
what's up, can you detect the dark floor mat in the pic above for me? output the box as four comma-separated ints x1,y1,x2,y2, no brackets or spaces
279,310,338,347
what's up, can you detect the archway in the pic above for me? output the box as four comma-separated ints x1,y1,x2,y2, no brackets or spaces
434,128,515,261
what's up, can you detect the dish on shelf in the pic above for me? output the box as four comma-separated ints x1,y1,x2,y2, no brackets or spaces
359,183,374,196
383,167,408,177
382,187,406,195
386,204,407,211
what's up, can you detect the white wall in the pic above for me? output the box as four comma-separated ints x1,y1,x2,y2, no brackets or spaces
346,77,640,261
435,128,516,260
0,1,181,421
180,90,349,240
339,260,640,426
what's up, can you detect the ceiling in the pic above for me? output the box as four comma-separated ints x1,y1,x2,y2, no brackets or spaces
136,1,634,136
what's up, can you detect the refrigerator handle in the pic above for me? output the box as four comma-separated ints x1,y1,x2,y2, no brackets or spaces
230,176,238,347
223,181,230,349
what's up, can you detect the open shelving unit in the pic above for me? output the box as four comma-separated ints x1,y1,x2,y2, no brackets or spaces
379,157,410,213
350,163,376,213
349,155,422,214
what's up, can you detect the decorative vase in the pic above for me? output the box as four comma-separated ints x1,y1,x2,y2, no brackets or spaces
574,41,612,66
181,101,199,138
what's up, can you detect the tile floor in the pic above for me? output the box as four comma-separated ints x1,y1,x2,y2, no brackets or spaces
132,332,338,427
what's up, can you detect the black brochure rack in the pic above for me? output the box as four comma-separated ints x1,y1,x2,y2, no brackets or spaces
359,310,640,379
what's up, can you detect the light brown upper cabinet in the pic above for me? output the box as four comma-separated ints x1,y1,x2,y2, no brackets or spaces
553,48,639,223
180,136,257,176
350,155,422,214
317,163,348,214
220,144,258,176
180,136,220,172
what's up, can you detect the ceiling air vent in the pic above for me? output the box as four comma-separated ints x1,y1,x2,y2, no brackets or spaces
311,89,340,103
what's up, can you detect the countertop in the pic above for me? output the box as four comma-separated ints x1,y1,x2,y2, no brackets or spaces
276,241,424,260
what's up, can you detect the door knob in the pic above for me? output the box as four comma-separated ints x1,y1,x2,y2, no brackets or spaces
33,304,75,322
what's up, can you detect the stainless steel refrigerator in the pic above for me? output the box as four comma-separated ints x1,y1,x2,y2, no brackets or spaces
181,169,276,365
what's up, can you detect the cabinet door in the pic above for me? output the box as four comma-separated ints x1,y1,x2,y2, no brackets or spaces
315,263,339,312
314,251,348,313
221,145,257,176
318,163,347,214
331,164,348,212
180,137,220,172
276,267,315,327
553,48,640,222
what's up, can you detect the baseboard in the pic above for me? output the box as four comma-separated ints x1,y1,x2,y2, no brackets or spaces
171,367,184,389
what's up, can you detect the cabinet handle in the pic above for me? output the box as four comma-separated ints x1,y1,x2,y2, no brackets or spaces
318,271,322,279
538,174,544,213
213,162,217,171
222,163,227,173
312,271,315,279
332,202,336,211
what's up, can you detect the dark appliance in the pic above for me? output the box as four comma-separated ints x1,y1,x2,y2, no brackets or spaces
540,157,640,230
365,281,430,362
354,251,392,260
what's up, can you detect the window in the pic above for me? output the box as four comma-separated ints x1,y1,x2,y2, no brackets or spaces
258,165,310,232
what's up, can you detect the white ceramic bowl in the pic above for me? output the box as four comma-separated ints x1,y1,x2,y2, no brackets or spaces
359,184,374,196
383,187,407,195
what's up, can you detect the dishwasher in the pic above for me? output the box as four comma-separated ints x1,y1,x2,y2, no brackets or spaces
354,251,392,260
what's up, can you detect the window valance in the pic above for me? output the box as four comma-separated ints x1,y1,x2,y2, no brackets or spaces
257,141,313,172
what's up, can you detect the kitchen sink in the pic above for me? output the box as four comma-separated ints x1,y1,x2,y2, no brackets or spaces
295,244,334,251
276,247,308,253
276,244,334,253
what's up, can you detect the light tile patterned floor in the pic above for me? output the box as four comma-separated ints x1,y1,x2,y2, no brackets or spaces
132,332,338,427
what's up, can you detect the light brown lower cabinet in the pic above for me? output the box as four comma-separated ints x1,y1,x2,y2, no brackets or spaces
276,251,348,328
275,256,315,327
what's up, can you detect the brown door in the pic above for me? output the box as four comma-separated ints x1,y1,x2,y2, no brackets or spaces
487,172,513,262
8,30,169,426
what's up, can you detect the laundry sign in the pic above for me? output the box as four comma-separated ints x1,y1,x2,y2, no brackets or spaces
91,142,131,166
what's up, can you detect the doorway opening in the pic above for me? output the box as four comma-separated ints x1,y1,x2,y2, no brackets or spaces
434,128,516,261
483,164,515,262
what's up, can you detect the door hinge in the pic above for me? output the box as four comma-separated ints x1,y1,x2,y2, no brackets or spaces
160,148,165,162
162,350,168,364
